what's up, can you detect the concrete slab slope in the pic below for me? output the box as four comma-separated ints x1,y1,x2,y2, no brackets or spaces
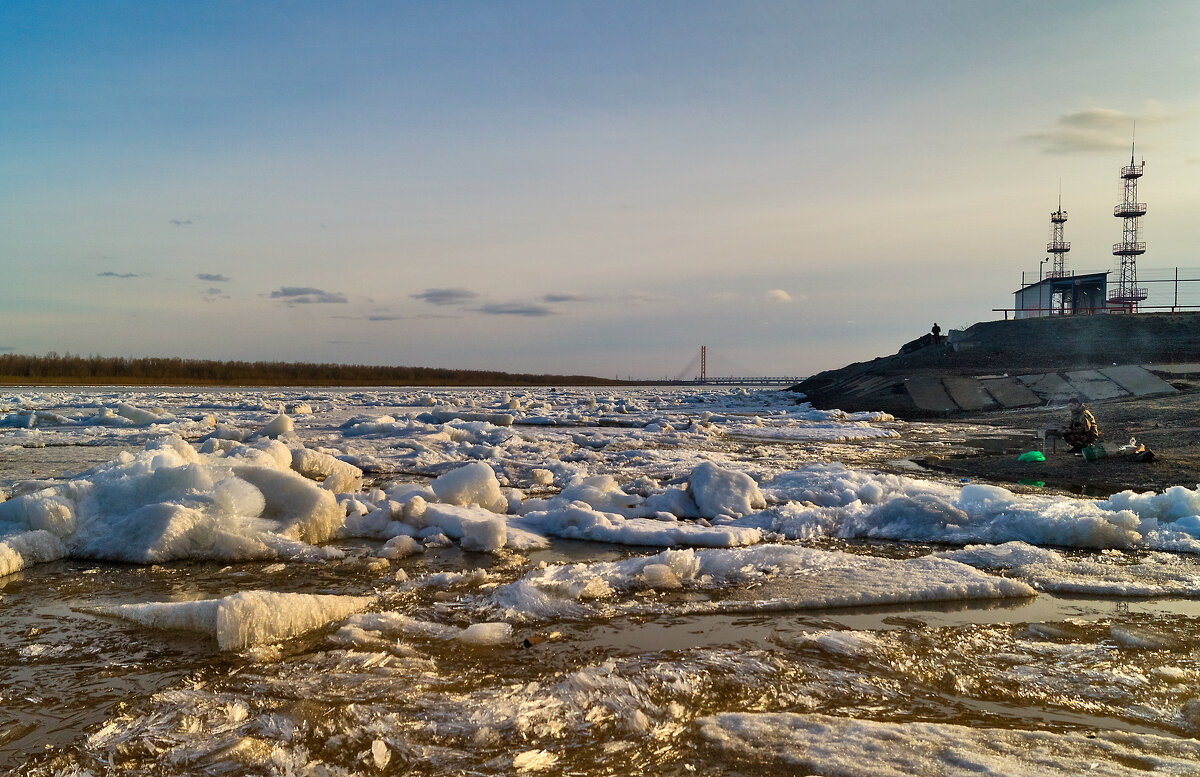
942,376,997,411
1101,365,1178,397
1064,370,1131,402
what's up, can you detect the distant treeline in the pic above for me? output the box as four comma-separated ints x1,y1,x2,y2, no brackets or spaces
0,353,621,387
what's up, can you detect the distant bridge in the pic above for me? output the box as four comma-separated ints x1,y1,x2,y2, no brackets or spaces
674,346,803,386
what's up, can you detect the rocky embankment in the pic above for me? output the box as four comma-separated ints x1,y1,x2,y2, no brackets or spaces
794,313,1200,494
792,313,1200,417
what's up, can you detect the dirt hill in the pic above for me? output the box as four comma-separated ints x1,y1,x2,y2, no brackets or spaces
794,313,1200,417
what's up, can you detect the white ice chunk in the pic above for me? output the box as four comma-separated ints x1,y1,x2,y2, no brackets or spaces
506,524,552,551
512,749,559,771
491,544,1033,620
421,408,514,426
0,434,348,570
116,403,167,426
1109,623,1175,649
938,541,1200,596
556,475,643,514
230,465,343,544
257,414,294,439
514,504,762,548
641,563,682,589
0,492,77,536
290,448,363,492
371,740,390,770
431,462,507,513
422,504,507,552
788,629,880,657
686,462,765,518
458,622,514,645
642,488,701,518
0,530,67,577
759,463,1160,550
90,590,374,650
336,612,512,647
379,535,422,559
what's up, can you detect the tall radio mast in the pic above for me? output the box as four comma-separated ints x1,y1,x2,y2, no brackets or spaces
1109,134,1148,312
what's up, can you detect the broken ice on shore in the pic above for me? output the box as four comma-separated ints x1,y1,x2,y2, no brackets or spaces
5,385,1200,776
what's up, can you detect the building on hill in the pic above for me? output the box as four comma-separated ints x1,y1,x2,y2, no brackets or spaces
1012,272,1109,319
1011,145,1148,320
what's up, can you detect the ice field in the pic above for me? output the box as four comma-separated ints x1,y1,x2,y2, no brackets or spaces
3,386,1200,775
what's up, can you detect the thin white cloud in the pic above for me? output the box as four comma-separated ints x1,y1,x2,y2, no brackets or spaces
766,289,793,304
1023,107,1174,155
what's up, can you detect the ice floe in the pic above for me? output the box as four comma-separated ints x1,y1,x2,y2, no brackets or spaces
487,545,1034,621
334,612,514,647
0,435,349,574
88,590,375,650
6,396,1200,585
754,465,1200,552
937,541,1200,596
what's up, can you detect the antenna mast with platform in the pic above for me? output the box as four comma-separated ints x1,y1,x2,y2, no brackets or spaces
1109,130,1148,312
1046,184,1071,313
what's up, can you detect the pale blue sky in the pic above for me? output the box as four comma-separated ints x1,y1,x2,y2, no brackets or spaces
2,1,1197,378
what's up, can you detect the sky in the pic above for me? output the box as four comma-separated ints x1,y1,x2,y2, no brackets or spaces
1,1,1198,380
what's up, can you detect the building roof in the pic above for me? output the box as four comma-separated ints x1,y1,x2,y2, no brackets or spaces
1012,271,1109,296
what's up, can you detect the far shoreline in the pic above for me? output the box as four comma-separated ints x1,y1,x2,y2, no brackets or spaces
0,378,635,388
0,353,630,388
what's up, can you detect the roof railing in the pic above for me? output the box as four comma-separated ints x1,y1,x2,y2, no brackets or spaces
1112,241,1146,255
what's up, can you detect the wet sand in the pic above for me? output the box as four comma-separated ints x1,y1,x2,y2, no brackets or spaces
925,389,1200,495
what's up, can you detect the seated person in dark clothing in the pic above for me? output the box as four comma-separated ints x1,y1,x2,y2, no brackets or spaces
1056,397,1100,453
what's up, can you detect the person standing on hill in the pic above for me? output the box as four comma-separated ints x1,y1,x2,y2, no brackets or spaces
931,323,942,343
1060,397,1100,454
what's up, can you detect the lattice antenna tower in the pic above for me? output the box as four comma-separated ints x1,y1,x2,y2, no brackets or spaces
1109,130,1148,311
700,345,707,382
1046,183,1070,278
